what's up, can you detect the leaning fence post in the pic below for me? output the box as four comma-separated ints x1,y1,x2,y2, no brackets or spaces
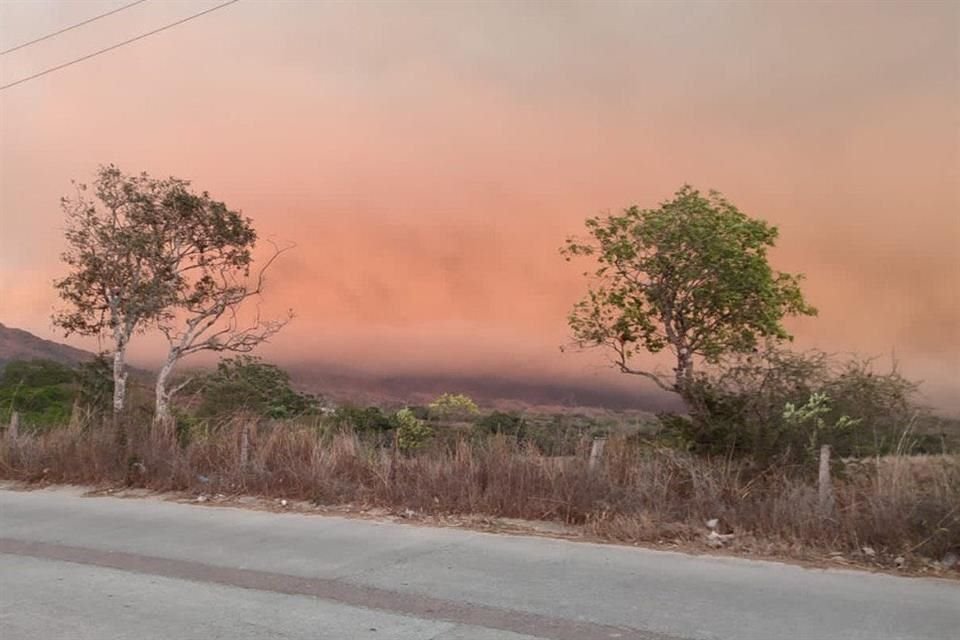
239,421,250,470
8,411,19,440
589,436,607,471
388,429,399,487
818,444,834,516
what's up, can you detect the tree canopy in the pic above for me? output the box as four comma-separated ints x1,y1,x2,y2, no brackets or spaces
562,186,815,398
195,356,316,420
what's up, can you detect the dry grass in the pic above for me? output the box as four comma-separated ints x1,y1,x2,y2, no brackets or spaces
2,419,958,566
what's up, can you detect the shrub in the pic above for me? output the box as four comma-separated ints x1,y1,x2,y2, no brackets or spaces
332,405,395,433
475,411,526,438
74,356,113,417
659,348,932,464
0,359,78,429
395,408,433,452
428,393,479,421
194,356,317,420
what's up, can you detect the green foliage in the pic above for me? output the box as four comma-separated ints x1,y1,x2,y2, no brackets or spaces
395,408,433,452
333,405,395,432
428,393,479,421
562,186,815,394
53,166,183,340
1,359,74,388
657,347,928,463
74,355,114,415
195,356,316,420
0,359,77,428
474,411,527,438
782,392,861,455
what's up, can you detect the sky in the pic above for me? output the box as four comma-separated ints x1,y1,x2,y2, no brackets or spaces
0,0,957,410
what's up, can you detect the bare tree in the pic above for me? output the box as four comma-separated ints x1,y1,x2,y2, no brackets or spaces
154,245,292,430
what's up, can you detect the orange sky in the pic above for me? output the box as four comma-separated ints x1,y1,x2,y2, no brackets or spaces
1,1,958,410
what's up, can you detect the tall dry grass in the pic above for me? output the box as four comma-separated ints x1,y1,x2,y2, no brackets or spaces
1,419,957,562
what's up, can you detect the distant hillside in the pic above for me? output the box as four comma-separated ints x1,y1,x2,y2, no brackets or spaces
0,322,96,368
286,363,680,414
0,323,674,414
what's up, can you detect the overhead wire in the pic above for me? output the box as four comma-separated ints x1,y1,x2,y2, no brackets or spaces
1,0,151,56
0,0,240,92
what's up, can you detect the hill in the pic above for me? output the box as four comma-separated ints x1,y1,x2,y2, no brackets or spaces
0,322,96,369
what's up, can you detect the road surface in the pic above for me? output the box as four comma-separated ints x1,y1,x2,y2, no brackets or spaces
0,487,956,639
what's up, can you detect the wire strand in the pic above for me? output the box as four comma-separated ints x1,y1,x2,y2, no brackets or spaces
1,0,151,56
0,0,240,92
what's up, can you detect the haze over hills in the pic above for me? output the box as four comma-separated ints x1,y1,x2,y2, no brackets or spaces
0,322,671,412
286,363,675,413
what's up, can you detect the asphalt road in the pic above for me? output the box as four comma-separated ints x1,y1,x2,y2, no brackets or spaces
0,488,956,640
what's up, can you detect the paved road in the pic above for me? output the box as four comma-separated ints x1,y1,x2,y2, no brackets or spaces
0,488,956,640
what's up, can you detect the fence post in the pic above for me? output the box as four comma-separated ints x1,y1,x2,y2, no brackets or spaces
589,437,607,471
818,444,834,516
8,411,19,440
68,398,82,431
239,421,250,470
388,429,399,487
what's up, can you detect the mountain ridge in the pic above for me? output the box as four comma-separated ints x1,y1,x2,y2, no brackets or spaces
0,322,97,368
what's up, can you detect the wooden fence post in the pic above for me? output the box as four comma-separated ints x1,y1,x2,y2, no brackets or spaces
818,444,834,516
389,429,400,485
239,421,250,470
8,411,19,440
589,437,607,471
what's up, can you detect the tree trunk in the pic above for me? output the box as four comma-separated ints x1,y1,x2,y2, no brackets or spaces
111,344,129,457
674,346,694,391
112,345,128,414
239,421,250,471
153,354,178,440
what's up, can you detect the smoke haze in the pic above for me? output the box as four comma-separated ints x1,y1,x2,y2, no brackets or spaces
1,1,957,410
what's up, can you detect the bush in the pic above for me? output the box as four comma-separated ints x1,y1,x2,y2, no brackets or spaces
659,348,931,464
395,408,433,452
74,356,113,417
333,405,395,433
0,359,78,429
474,411,526,438
428,393,479,421
194,356,317,420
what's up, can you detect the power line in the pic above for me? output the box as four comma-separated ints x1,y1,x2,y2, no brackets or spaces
1,0,151,56
0,0,240,92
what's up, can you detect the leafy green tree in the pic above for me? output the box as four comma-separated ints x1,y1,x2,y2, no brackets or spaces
562,186,815,402
428,393,479,421
53,166,182,415
195,356,316,420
